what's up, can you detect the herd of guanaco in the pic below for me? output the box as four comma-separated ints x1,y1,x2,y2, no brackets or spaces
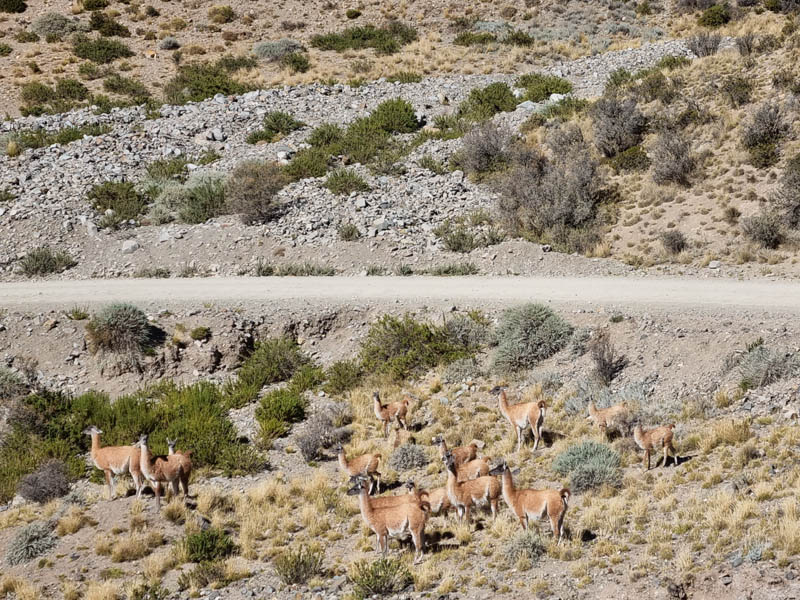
341,387,678,562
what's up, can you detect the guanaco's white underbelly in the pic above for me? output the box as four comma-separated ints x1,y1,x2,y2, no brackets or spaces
387,519,410,536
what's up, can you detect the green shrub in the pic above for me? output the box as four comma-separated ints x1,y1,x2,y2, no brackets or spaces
308,123,344,147
0,366,27,399
515,73,572,102
189,326,211,341
133,267,170,278
276,263,336,276
274,545,324,584
284,146,330,181
178,173,226,224
177,560,228,591
73,35,134,63
87,181,146,228
348,558,412,600
252,38,304,61
20,81,56,105
360,314,468,380
256,388,306,442
86,303,150,354
742,210,784,248
428,262,479,276
89,12,130,37
492,304,573,373
454,31,496,45
146,156,190,183
0,0,26,13
82,0,108,9
457,82,518,121
324,359,363,394
163,58,250,104
15,30,39,42
504,530,545,563
183,528,236,562
552,440,621,492
656,55,690,70
6,522,56,565
698,3,730,26
324,169,370,195
10,123,111,151
281,51,310,73
103,74,150,100
225,160,287,224
0,43,11,56
310,22,417,55
609,145,650,172
337,222,361,241
208,5,235,23
504,29,535,46
369,97,419,133
386,70,422,83
721,76,752,107
606,67,632,90
345,8,361,18
19,246,77,276
246,111,305,144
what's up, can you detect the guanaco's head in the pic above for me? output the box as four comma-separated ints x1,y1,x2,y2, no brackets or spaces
488,460,509,477
404,480,416,491
167,438,177,448
444,451,458,474
346,476,369,496
133,433,149,448
83,425,102,436
372,391,381,406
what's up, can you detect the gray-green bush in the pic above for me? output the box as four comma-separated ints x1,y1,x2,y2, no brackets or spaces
504,530,545,563
253,39,305,61
85,303,150,354
6,522,56,565
274,545,324,584
19,246,77,276
348,557,412,599
552,440,621,491
388,444,429,470
492,304,573,373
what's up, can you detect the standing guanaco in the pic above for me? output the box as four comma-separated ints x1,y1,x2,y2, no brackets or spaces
587,401,630,437
633,423,677,470
373,391,410,438
166,438,193,498
135,434,187,510
83,426,142,500
444,452,500,524
456,457,490,482
497,389,546,453
413,485,451,516
433,436,478,467
347,476,428,563
351,477,429,510
338,445,382,493
489,461,570,541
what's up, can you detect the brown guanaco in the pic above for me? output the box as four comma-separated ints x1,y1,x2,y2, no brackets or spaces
83,426,142,500
338,445,381,493
497,389,546,453
433,436,478,467
444,452,500,524
373,391,410,438
166,438,193,498
135,433,187,510
633,423,677,470
587,401,630,437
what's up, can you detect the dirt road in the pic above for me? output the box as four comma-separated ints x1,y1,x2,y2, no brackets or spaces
1,276,799,312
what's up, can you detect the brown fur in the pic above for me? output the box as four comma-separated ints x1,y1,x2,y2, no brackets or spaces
456,457,490,482
633,424,677,470
497,390,546,453
587,402,630,436
435,437,478,467
338,446,382,492
444,453,500,524
136,434,186,510
373,391,410,438
83,426,142,500
166,439,193,498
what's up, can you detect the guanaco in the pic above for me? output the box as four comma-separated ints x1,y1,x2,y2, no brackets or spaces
352,478,430,510
456,457,490,482
135,433,187,510
444,452,500,524
166,438,193,498
497,389,547,453
633,423,677,470
413,485,451,516
587,401,630,437
434,436,478,467
83,426,142,500
338,445,382,493
347,476,428,563
373,391,410,438
489,461,570,541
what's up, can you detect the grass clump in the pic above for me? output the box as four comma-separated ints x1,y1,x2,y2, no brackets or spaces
183,528,236,562
310,22,417,55
0,43,11,56
308,123,344,147
177,173,226,224
19,246,77,276
103,74,149,100
389,444,429,471
324,169,370,195
454,31,497,45
742,211,784,249
274,545,324,584
348,557,412,599
246,111,304,144
9,123,111,151
324,359,363,395
338,223,361,241
72,34,133,64
252,38,304,61
17,460,70,503
225,160,287,224
6,522,56,565
429,262,479,276
660,230,688,254
741,103,788,168
492,303,573,373
208,5,235,24
85,303,150,354
0,366,27,399
504,530,545,563
735,344,799,389
386,71,422,83
281,51,310,73
515,73,572,102
87,181,146,229
164,56,254,104
457,82,518,121
552,440,621,492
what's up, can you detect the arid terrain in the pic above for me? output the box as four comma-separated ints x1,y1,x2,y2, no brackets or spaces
2,0,800,599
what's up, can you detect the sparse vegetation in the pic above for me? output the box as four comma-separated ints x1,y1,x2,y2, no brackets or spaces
85,303,150,354
324,169,370,195
183,528,236,562
552,440,621,491
591,96,647,158
19,246,77,276
493,304,573,373
225,160,287,224
348,557,412,599
742,211,784,249
246,111,304,144
389,443,429,470
163,57,254,104
87,181,146,229
17,460,70,503
311,22,417,55
6,522,56,565
274,545,324,584
650,132,694,185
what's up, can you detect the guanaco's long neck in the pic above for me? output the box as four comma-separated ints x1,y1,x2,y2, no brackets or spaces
90,433,101,456
446,465,460,498
501,469,517,506
358,488,375,523
140,443,153,478
338,452,348,472
439,440,447,458
498,392,510,419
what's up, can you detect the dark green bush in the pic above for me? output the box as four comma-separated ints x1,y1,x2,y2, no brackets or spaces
103,74,150,100
428,262,479,275
369,97,419,133
178,174,226,224
310,22,417,55
324,169,370,195
457,82,518,121
308,123,344,147
742,210,784,248
89,12,130,37
87,181,146,228
246,111,305,144
280,51,310,73
503,29,535,46
19,246,77,276
256,387,306,440
609,145,650,172
386,71,422,83
492,304,573,373
324,359,363,394
163,58,251,104
82,0,108,10
698,3,730,26
225,160,287,224
183,528,236,562
284,146,330,181
348,558,412,600
0,0,26,13
454,31,496,45
73,35,134,63
275,545,325,584
552,440,621,491
345,8,361,18
721,76,753,107
515,73,572,102
86,303,150,354
0,43,11,56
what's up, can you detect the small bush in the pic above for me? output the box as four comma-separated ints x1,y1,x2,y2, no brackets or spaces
163,58,251,104
308,123,344,147
281,51,310,73
741,211,784,248
252,38,305,61
698,3,730,26
256,387,306,442
369,97,419,133
552,440,621,492
457,82,518,121
324,360,363,394
297,403,351,461
386,71,422,83
443,313,490,349
338,223,361,241
590,95,647,157
160,36,180,50
324,169,370,195
87,181,146,228
737,345,799,389
0,43,10,56
178,173,226,224
177,560,227,590
0,367,27,399
492,304,573,373
32,12,83,39
504,530,545,563
103,74,149,100
346,8,361,18
225,160,287,224
17,459,70,503
660,230,687,254
589,330,628,385
609,145,650,172
72,35,133,63
650,132,694,185
348,558,412,600
775,154,800,228
189,326,211,341
89,12,130,37
429,262,479,276
86,303,150,354
275,545,324,584
284,146,330,181
741,103,788,167
275,263,336,276
208,5,235,23
183,528,236,562
19,246,77,276
389,444,429,471
0,0,26,13
246,111,305,144
6,522,56,565
454,31,497,45
721,76,752,107
83,0,108,9
688,32,721,56
454,121,517,178
310,22,417,55
515,73,572,102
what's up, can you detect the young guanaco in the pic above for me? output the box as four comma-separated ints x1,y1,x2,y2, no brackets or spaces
351,477,429,510
587,401,630,437
347,476,428,563
633,423,677,470
166,438,193,498
338,445,382,493
489,460,570,541
135,433,187,510
444,452,500,524
456,457,490,482
83,426,142,500
497,389,547,453
412,484,451,516
373,391,410,438
433,436,478,467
